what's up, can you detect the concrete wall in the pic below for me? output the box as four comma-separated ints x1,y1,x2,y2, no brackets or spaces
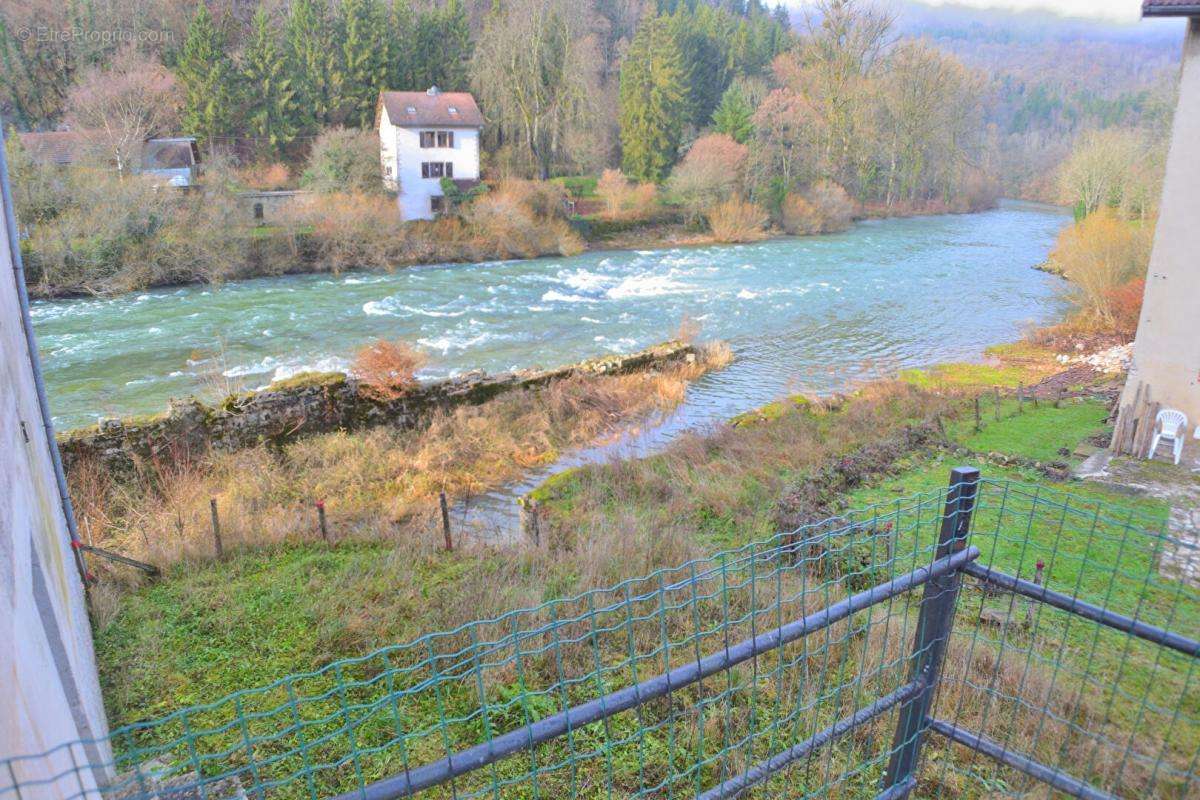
1117,19,1200,446
1,138,111,796
379,104,480,221
237,190,311,225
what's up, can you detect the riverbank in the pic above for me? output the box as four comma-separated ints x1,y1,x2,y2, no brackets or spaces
72,339,731,577
24,196,1013,301
89,334,1197,800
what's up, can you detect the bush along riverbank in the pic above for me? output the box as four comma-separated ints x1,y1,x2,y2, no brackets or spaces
88,332,1196,800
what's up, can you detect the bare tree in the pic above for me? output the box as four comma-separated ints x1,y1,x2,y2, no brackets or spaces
64,46,180,176
472,0,603,179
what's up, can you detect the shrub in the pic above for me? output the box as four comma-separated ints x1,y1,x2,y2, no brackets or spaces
1104,278,1146,338
464,180,584,258
353,339,427,399
667,134,748,224
780,193,822,235
804,180,854,232
240,163,292,191
596,169,658,221
282,192,405,271
300,127,382,194
706,197,768,243
954,168,1001,213
1049,208,1153,329
780,181,854,236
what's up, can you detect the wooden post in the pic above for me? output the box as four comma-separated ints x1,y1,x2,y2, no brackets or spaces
529,500,541,548
439,491,453,551
209,498,224,559
1024,560,1045,627
993,387,1001,421
1017,382,1024,415
1055,386,1064,409
935,414,948,445
974,396,982,433
520,499,541,547
317,500,328,542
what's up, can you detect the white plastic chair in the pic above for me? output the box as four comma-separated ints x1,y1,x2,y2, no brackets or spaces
1147,409,1188,465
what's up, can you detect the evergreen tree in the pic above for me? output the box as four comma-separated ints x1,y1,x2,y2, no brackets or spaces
672,5,731,127
386,0,418,89
241,8,300,156
340,0,389,127
427,0,472,90
619,17,687,182
175,3,237,149
712,83,754,143
286,0,342,131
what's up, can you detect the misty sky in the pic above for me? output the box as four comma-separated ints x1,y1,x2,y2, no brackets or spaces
786,1,1144,23
915,1,1140,21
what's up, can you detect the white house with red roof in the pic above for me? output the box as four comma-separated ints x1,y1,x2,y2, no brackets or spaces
376,86,483,221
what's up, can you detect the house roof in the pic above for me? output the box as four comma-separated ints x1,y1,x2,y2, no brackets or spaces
141,137,199,171
17,131,84,165
18,132,199,172
378,88,484,129
1143,0,1200,16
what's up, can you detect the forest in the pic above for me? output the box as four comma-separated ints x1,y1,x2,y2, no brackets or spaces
0,0,1181,295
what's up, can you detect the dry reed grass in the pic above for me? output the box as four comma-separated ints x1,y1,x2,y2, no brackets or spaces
72,346,731,574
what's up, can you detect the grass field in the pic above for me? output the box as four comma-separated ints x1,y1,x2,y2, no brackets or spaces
84,380,1198,799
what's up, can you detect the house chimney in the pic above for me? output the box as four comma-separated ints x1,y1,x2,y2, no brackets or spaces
426,85,440,96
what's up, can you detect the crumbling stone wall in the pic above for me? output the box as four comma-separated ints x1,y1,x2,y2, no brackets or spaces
58,342,696,473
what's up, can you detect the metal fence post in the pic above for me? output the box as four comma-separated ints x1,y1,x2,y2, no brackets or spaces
882,466,980,796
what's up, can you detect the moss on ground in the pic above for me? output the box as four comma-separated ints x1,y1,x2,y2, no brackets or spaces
265,370,348,392
899,361,1029,389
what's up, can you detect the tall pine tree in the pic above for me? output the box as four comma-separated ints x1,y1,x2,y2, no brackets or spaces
286,0,342,131
619,17,687,182
340,0,388,127
413,0,472,90
175,4,237,150
241,8,299,156
386,0,418,90
712,83,754,143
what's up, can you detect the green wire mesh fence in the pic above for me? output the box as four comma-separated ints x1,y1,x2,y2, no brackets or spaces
2,475,1197,799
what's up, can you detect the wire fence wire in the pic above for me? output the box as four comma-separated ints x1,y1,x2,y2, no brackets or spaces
3,478,1197,800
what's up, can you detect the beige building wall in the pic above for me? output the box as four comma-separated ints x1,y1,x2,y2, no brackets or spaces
1,136,112,795
1116,18,1200,447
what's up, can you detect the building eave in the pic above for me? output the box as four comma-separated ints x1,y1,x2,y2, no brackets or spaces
1143,4,1200,16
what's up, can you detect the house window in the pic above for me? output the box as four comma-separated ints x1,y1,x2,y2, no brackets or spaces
431,196,445,214
421,162,453,179
253,202,264,221
448,106,458,115
437,131,454,148
420,131,436,148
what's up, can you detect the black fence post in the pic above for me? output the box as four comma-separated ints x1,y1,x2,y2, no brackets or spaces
881,466,980,796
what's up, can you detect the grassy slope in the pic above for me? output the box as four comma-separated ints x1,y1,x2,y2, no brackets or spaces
92,384,1197,798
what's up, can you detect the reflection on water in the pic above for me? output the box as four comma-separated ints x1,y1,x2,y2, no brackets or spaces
34,201,1069,441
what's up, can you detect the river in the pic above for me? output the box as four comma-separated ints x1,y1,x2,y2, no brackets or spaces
33,200,1070,436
